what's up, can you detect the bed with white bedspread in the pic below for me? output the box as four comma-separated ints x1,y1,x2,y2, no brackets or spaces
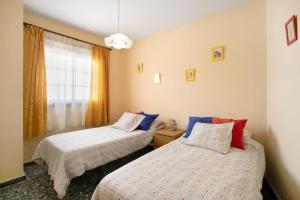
32,126,153,198
92,137,265,200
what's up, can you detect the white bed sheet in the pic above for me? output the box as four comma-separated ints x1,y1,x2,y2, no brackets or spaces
92,137,265,200
32,126,153,198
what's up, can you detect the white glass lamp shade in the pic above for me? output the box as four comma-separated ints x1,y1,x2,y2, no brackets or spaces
104,33,133,49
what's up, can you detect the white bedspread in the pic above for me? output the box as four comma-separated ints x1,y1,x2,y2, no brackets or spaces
32,126,153,198
92,137,265,200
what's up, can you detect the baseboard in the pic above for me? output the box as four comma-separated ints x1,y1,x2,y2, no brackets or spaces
0,162,36,188
265,176,282,200
0,176,26,188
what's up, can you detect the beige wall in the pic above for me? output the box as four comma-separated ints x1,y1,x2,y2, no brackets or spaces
123,0,266,144
266,0,300,199
0,0,24,183
110,50,128,122
23,10,126,162
24,11,105,46
4,2,300,199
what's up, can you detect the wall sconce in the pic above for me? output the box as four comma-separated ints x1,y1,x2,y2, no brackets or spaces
154,73,161,84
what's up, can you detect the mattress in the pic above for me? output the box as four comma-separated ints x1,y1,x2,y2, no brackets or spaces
92,137,265,200
32,126,153,198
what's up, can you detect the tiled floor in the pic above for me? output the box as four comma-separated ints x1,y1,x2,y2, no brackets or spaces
0,146,277,200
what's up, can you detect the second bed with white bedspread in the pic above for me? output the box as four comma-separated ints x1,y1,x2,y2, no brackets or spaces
92,137,265,200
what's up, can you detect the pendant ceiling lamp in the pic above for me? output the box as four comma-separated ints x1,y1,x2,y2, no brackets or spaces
105,0,133,49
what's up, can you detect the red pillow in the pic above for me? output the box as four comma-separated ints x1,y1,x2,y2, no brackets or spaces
212,117,247,150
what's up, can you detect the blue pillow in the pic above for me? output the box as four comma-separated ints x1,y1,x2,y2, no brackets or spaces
138,112,159,131
184,116,212,138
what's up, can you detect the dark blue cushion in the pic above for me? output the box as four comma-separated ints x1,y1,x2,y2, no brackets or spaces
138,112,159,131
184,116,212,138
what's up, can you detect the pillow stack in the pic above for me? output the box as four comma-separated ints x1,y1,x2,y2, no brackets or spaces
184,116,248,152
183,116,212,138
113,111,159,132
212,118,247,150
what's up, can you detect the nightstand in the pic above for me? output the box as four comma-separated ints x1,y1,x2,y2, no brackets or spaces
154,129,185,148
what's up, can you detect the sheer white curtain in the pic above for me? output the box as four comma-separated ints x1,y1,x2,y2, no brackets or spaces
44,32,92,131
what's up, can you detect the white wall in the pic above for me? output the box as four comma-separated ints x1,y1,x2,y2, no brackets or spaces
0,0,24,183
266,0,300,199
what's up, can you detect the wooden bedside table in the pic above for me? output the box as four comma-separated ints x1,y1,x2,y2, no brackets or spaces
154,129,185,148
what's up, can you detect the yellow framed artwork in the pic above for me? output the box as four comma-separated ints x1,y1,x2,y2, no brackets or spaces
185,69,195,82
137,63,143,73
212,46,225,61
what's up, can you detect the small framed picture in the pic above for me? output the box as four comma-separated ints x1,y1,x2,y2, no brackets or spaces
212,46,225,62
285,15,298,46
137,63,143,73
185,69,195,82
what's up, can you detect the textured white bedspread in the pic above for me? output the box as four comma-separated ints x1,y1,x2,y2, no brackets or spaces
92,137,265,200
32,126,153,198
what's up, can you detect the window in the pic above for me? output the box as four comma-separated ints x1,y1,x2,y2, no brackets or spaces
45,32,92,104
44,32,93,131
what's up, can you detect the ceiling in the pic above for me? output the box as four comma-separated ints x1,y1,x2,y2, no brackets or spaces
24,0,247,39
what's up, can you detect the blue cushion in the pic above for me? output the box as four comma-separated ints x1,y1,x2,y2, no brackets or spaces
184,116,212,138
138,112,159,131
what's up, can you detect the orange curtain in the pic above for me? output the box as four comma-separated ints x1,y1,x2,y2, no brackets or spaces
85,46,110,127
23,25,47,140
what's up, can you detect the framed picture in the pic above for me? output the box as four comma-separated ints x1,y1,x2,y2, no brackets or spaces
285,15,298,46
137,63,143,73
185,69,195,82
212,46,225,61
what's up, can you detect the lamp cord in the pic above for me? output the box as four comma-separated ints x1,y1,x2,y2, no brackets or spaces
117,0,120,33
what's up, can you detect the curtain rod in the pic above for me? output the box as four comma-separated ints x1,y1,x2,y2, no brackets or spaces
23,22,112,51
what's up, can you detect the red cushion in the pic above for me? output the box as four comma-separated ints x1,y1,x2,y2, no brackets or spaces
212,117,247,150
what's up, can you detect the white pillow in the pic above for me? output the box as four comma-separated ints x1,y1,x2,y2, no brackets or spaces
113,112,145,132
185,122,234,154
